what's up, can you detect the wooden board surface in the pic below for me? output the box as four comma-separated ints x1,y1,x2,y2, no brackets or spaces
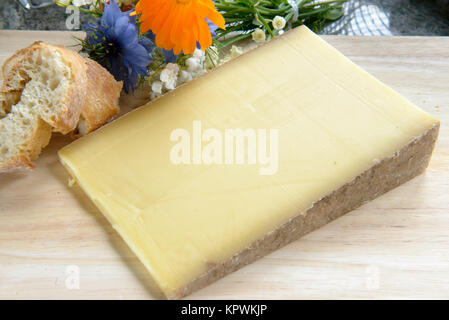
0,31,448,300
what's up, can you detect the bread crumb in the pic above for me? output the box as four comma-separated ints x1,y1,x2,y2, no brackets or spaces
68,177,76,188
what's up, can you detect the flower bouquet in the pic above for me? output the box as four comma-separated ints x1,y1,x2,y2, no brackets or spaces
55,0,347,98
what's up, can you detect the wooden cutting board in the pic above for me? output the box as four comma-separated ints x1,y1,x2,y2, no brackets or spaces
0,31,448,300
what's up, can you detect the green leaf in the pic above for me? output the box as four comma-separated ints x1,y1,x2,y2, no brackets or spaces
324,7,345,20
252,18,262,26
214,0,347,51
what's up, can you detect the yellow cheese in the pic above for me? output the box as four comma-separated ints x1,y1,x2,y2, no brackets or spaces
59,26,439,298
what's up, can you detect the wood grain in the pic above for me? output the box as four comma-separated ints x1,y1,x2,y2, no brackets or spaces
0,31,448,300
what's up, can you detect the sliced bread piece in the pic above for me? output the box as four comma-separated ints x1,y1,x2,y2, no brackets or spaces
0,107,52,171
0,42,122,173
1,41,88,133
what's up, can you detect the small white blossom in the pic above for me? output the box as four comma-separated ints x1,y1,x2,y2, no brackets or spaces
160,63,179,90
151,81,163,94
252,28,266,43
178,70,193,84
229,45,243,58
72,0,94,6
272,16,286,31
220,45,244,65
192,48,206,63
186,57,202,73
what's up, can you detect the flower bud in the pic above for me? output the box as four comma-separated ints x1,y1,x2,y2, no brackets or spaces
252,28,266,43
151,81,163,94
272,16,286,31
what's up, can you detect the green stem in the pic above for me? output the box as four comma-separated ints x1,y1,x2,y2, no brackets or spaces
216,33,252,50
55,1,102,17
256,11,275,37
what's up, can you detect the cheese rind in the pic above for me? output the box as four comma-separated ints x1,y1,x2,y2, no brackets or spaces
59,26,439,298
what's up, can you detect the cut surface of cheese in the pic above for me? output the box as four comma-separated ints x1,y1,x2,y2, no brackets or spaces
58,26,439,298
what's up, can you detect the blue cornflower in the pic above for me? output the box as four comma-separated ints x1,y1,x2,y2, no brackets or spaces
82,1,152,93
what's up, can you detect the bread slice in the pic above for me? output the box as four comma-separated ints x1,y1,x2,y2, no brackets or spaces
0,109,52,171
1,41,88,133
0,42,122,172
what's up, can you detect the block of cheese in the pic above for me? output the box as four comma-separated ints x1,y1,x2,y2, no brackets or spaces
58,26,439,299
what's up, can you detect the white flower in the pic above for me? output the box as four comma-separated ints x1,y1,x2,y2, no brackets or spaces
220,45,244,65
72,0,94,6
193,48,205,63
272,16,286,31
229,45,243,59
160,63,179,90
151,81,163,94
178,70,193,84
186,57,202,73
252,28,266,43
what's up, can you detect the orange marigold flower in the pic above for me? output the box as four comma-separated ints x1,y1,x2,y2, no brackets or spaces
133,0,225,55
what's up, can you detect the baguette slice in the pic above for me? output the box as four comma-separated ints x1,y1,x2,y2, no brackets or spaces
0,41,88,133
0,42,122,173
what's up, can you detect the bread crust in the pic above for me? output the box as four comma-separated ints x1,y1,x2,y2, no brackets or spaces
48,44,88,134
74,58,122,137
